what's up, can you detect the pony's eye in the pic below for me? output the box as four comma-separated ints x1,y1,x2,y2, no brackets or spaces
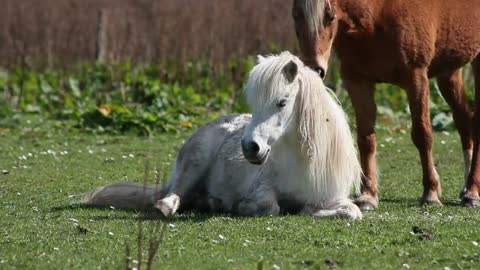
276,99,288,108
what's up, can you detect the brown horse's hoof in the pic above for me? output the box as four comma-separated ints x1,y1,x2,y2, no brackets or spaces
420,198,443,206
420,190,442,206
461,194,480,208
354,194,378,211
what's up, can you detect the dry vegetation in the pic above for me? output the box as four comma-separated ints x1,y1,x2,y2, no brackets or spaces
0,0,297,68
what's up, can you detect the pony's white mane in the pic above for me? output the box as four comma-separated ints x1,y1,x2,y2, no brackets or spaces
246,51,361,203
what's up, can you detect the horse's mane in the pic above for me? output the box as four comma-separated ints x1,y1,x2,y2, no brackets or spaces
246,51,361,202
299,0,328,37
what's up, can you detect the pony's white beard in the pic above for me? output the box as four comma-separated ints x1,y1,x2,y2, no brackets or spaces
297,75,361,203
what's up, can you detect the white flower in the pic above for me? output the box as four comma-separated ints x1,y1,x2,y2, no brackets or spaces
473,241,479,247
218,234,225,240
402,263,410,269
108,231,114,236
272,264,280,270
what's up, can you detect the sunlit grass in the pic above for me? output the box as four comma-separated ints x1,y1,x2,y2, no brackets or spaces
1,117,480,269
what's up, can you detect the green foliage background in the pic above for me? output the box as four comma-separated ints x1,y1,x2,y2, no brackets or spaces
0,57,476,134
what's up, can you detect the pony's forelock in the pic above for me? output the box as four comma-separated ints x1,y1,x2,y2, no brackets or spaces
246,52,302,109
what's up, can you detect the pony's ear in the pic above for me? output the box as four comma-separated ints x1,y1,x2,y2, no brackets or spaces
257,55,266,63
283,60,298,83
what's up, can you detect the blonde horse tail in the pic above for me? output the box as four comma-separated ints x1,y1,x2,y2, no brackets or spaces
80,182,167,209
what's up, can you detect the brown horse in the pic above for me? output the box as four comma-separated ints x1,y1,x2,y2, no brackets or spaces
292,0,480,209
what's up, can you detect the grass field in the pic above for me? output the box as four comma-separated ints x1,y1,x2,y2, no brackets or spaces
1,117,480,270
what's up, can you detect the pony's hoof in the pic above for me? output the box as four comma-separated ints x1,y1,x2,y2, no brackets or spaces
461,193,480,208
354,195,378,211
155,194,180,217
339,204,363,220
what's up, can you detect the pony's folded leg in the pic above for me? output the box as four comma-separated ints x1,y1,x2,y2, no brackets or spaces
306,201,363,220
237,199,280,216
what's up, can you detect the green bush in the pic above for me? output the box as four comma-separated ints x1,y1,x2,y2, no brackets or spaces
1,58,473,134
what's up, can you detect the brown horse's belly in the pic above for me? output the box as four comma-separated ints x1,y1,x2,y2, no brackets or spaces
428,50,478,78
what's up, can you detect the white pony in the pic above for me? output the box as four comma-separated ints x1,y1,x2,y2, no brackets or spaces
82,52,362,219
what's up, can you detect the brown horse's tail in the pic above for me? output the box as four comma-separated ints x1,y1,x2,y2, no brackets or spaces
80,182,168,209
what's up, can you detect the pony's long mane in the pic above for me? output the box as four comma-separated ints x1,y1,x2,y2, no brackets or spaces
246,52,361,203
297,64,361,202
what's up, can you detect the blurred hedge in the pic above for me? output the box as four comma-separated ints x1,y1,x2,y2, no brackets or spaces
0,0,297,68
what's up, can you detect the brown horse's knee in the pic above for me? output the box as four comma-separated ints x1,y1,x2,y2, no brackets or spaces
410,123,434,153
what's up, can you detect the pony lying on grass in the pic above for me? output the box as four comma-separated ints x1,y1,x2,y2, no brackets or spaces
82,52,363,219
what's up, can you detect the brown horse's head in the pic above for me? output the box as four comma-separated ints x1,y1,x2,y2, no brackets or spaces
292,0,337,79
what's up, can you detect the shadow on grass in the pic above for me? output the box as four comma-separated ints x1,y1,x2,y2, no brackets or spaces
377,197,420,207
380,197,465,208
50,203,255,223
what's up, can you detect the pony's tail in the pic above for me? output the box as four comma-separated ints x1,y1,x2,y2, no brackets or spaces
80,182,167,209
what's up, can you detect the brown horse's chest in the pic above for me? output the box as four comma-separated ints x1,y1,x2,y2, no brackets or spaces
334,33,405,84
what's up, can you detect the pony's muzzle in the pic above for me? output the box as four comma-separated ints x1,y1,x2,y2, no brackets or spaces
241,139,270,165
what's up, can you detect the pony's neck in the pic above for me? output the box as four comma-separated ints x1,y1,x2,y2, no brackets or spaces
336,0,379,34
272,128,309,164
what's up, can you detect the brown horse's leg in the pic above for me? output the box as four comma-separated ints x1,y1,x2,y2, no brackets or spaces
437,69,473,196
406,69,442,206
344,78,378,210
462,57,480,207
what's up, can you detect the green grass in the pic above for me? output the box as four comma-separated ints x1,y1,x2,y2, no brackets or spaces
1,117,480,270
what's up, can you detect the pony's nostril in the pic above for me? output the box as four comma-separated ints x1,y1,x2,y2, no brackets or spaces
241,140,260,154
250,142,260,153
